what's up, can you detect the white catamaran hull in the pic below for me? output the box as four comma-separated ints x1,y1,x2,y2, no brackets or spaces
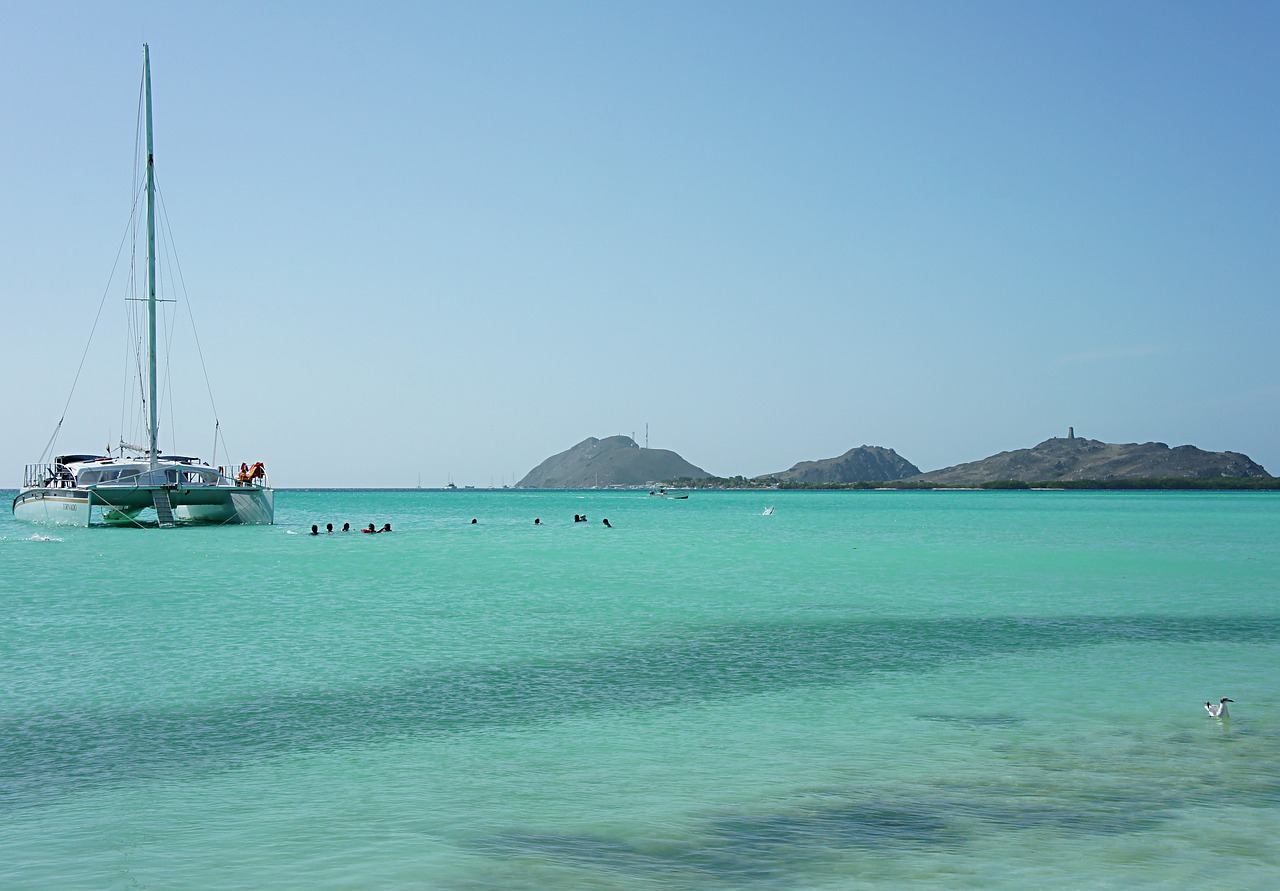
176,488,274,524
11,490,93,526
12,485,273,527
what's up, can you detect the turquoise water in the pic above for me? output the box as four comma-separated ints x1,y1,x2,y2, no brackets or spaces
2,489,1278,889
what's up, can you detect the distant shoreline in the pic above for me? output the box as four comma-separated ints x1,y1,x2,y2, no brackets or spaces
5,480,1278,495
664,477,1280,492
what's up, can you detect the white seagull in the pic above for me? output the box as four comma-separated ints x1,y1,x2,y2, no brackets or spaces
1205,697,1233,718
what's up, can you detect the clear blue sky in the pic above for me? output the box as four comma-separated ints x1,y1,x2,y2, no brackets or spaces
2,2,1277,486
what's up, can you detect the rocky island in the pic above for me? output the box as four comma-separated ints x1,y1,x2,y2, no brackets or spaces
761,446,920,485
906,433,1270,487
517,436,707,488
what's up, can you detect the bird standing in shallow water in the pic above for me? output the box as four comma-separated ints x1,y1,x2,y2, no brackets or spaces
1205,697,1233,718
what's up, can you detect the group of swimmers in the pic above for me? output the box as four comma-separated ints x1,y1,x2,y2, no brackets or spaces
475,516,612,527
309,522,392,535
568,514,611,529
309,516,613,533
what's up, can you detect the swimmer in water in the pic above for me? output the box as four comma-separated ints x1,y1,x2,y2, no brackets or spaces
603,518,612,528
309,525,320,535
363,523,376,534
380,523,392,533
325,523,333,533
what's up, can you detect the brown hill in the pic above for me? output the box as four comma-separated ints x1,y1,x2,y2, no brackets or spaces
909,435,1270,486
518,436,708,488
761,446,921,484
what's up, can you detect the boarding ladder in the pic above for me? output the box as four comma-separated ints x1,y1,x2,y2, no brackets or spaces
151,489,177,527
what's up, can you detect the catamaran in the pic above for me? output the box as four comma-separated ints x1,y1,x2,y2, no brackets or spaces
12,45,274,527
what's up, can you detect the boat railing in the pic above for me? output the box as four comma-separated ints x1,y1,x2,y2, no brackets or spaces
23,463,79,488
21,460,270,490
241,471,270,489
215,469,270,489
24,463,53,488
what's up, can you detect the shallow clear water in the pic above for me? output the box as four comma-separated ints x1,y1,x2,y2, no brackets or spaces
2,489,1278,889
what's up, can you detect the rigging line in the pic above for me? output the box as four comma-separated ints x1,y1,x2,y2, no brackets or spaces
216,426,234,475
165,312,177,456
39,212,147,466
118,330,130,451
215,497,244,526
125,177,148,446
115,73,151,456
123,285,141,444
153,184,183,456
155,182,222,424
128,282,148,428
156,215,179,453
128,58,147,418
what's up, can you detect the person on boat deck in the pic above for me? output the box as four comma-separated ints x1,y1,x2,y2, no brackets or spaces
363,523,376,533
237,462,250,486
309,525,320,535
325,523,333,533
380,523,392,533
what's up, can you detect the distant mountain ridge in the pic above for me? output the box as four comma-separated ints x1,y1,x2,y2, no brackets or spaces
517,433,1270,489
762,446,920,484
907,436,1270,486
517,436,708,488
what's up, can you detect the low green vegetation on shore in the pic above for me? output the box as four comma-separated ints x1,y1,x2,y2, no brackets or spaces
995,477,1280,491
661,476,1280,491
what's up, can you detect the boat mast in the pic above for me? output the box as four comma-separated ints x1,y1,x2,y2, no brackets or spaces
143,44,159,470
